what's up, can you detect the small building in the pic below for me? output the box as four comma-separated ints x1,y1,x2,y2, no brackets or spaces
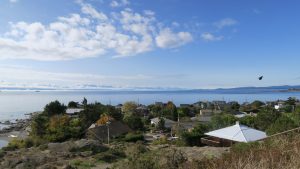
180,104,190,108
115,104,123,110
199,109,221,116
191,116,212,123
66,108,84,118
150,117,176,128
201,122,267,147
87,120,132,142
274,102,285,110
234,112,248,118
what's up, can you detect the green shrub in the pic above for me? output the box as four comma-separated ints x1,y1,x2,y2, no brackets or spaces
123,133,144,142
152,136,169,145
95,148,125,163
0,149,6,158
70,144,108,154
71,160,95,168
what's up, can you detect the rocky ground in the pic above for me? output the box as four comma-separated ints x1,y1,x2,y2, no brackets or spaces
0,139,111,169
0,139,229,169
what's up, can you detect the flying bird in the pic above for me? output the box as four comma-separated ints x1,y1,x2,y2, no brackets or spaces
258,76,263,80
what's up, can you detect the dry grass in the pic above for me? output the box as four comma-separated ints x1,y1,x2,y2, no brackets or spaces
191,133,300,169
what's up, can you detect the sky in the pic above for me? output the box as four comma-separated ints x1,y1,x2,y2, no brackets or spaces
0,0,300,89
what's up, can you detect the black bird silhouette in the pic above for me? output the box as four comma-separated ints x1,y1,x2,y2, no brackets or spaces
258,76,263,80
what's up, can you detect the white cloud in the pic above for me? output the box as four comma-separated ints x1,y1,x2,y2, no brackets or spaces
155,28,193,49
0,1,192,61
110,0,129,8
214,18,237,29
201,32,223,41
80,3,108,20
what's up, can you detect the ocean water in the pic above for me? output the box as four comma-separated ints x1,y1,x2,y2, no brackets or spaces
0,140,8,148
0,90,300,121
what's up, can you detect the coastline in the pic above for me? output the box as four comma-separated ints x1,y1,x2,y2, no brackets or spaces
0,117,32,148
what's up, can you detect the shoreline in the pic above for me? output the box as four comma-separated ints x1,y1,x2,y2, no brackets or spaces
0,116,33,148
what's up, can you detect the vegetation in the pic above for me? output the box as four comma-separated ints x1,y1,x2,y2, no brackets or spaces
193,133,300,169
3,97,300,168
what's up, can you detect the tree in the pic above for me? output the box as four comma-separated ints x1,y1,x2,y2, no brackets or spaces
82,97,88,106
148,104,163,117
123,115,144,130
31,114,49,137
105,105,123,121
122,102,138,115
68,101,78,108
157,117,165,130
240,116,256,128
177,107,190,117
251,100,265,110
231,102,240,111
79,102,105,128
96,114,112,125
181,123,208,146
267,115,297,135
285,97,297,106
255,107,281,131
164,101,177,121
46,114,82,141
210,114,237,130
44,100,67,116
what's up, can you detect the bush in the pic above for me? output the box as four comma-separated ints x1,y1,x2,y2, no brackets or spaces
123,133,144,142
3,139,26,151
266,115,297,135
2,137,47,151
44,100,67,116
71,160,95,168
95,148,125,163
180,123,208,146
0,149,6,158
152,136,169,145
123,115,144,130
70,143,108,154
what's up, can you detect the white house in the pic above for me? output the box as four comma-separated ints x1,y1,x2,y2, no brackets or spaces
204,121,267,143
201,122,267,146
66,108,84,117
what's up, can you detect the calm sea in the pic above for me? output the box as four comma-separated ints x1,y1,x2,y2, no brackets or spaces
1,90,300,121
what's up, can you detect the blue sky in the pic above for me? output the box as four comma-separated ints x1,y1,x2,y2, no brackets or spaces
0,0,300,89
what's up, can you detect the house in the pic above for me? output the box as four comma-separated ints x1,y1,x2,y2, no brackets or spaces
155,102,165,107
212,101,226,106
199,109,221,116
180,104,190,108
115,104,123,110
87,120,132,142
234,112,248,118
201,121,267,147
150,117,176,128
66,108,84,118
191,116,212,123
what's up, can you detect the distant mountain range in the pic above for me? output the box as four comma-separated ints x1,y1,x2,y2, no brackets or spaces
1,85,300,94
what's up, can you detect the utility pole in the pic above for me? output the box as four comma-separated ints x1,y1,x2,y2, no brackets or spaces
106,121,111,145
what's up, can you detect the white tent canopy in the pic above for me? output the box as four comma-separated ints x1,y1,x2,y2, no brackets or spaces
205,122,267,143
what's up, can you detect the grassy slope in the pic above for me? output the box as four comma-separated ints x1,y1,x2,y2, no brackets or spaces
197,133,300,169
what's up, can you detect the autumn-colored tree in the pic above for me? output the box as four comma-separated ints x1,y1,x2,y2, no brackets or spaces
96,114,113,126
122,102,138,115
